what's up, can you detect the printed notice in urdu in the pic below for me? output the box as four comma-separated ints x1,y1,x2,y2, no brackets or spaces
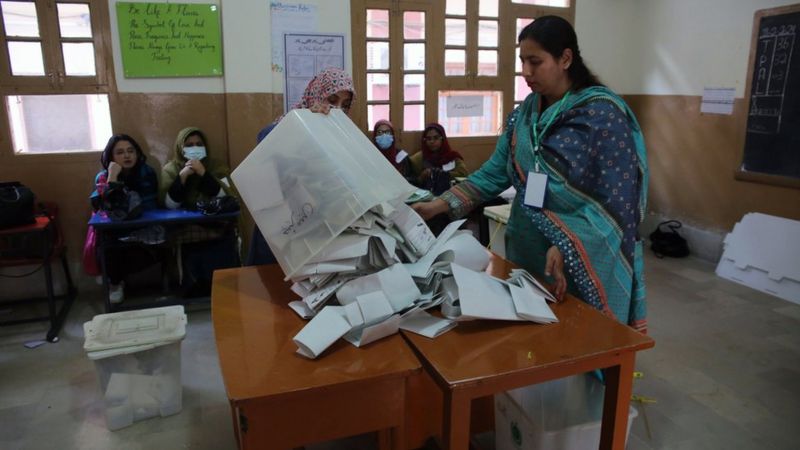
701,87,735,115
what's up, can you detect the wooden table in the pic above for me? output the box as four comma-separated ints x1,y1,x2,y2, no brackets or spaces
211,265,422,450
401,254,655,450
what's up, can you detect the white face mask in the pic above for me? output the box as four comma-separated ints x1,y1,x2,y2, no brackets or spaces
183,146,207,161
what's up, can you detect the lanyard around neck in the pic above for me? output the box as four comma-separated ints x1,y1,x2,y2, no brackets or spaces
531,91,571,172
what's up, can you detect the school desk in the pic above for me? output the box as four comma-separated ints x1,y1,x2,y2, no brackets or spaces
211,265,421,450
401,253,655,450
89,209,240,312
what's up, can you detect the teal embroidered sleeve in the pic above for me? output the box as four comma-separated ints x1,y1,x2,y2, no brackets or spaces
439,107,519,219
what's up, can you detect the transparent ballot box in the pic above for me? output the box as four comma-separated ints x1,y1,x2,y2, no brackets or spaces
83,306,187,430
232,109,415,278
494,374,638,450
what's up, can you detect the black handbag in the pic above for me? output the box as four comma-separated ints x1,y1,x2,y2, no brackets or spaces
649,220,690,258
0,181,36,229
196,195,240,216
101,184,143,221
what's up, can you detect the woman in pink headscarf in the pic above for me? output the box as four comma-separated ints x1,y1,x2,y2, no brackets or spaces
248,67,356,265
256,67,355,143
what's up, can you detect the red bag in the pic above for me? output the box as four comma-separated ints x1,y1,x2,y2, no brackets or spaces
82,222,100,276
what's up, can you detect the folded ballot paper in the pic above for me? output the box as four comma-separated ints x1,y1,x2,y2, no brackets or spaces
447,263,557,323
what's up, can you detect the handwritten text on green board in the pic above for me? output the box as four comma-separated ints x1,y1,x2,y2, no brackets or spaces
117,2,223,78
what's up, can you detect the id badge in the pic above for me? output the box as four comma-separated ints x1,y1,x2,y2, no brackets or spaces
523,171,548,208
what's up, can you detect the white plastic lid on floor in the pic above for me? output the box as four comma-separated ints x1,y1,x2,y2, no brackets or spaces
716,213,800,304
232,109,416,279
721,213,800,281
83,305,187,360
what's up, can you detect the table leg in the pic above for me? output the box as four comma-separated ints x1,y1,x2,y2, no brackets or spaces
377,426,405,450
378,377,406,450
42,226,58,342
600,352,636,450
443,389,471,450
97,231,111,312
377,429,391,450
46,251,76,341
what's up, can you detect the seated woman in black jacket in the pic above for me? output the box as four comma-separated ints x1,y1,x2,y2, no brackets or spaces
89,134,158,303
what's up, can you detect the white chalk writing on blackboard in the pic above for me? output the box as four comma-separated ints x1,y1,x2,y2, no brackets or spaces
749,23,796,134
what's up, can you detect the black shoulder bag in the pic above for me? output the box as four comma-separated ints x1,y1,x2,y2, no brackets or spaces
196,196,240,216
649,220,690,258
102,184,143,221
0,181,36,229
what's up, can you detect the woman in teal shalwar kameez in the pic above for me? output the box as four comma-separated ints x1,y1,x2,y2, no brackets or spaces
414,16,648,332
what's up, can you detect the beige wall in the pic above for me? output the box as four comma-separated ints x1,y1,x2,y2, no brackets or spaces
627,95,800,231
577,0,800,231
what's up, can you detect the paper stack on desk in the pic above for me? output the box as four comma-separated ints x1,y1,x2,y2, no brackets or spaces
288,200,556,358
289,200,472,358
447,263,558,324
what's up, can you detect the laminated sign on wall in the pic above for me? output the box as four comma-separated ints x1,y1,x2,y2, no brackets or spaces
116,2,223,77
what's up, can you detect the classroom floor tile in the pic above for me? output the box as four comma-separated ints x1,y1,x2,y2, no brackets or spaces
1,252,798,449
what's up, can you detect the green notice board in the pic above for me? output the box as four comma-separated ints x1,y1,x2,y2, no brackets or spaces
117,2,223,77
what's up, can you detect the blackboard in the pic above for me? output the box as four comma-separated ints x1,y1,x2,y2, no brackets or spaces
738,5,800,188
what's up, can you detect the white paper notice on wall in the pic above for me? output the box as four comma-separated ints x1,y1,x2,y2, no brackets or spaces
701,87,735,115
447,96,484,118
283,33,345,112
270,2,318,73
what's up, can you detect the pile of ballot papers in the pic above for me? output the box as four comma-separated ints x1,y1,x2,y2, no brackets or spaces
232,109,559,359
287,200,559,358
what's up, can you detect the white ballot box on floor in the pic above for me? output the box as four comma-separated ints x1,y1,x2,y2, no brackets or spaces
495,374,637,450
83,305,187,430
232,109,415,279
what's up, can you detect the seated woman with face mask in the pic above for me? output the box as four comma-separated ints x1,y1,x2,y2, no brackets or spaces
372,119,414,182
160,127,234,210
159,127,240,297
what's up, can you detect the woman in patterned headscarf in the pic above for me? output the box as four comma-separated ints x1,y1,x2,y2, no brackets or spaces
256,67,355,143
247,67,355,265
413,16,649,333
